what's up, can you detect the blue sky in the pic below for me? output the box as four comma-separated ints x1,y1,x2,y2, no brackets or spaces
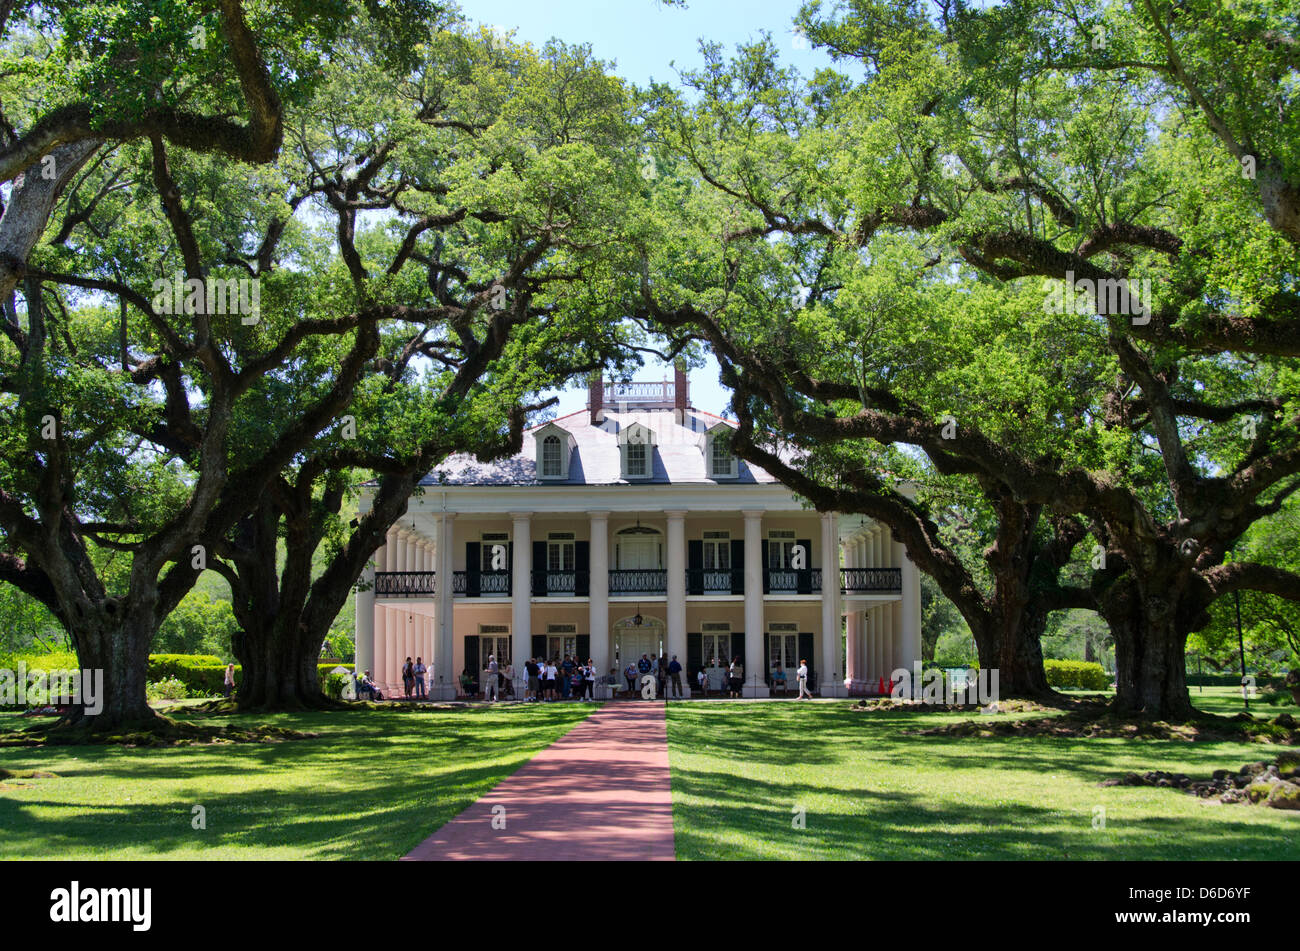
462,0,838,417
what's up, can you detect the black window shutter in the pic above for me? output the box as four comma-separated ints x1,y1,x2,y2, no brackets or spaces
797,538,812,593
763,632,771,685
574,540,590,596
465,635,480,689
577,634,591,663
531,634,547,661
466,542,481,597
799,632,815,689
687,539,703,595
687,633,702,684
532,540,547,596
761,539,770,594
730,539,745,594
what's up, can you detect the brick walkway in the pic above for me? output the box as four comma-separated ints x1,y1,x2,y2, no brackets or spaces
403,702,675,861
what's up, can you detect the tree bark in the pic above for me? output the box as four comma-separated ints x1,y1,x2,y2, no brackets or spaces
1099,572,1196,719
59,601,161,730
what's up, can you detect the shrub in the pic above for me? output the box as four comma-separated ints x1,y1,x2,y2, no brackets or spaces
1044,659,1110,690
145,677,191,702
147,655,230,697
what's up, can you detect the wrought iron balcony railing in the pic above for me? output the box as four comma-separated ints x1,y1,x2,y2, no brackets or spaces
608,569,668,594
374,571,436,597
841,567,902,593
531,570,590,596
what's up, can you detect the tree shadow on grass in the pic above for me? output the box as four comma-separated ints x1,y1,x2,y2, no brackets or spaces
668,766,1295,861
0,705,598,859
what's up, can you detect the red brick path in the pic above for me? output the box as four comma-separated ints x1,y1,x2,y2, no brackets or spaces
402,701,675,861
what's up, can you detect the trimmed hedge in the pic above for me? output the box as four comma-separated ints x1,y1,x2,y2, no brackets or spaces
145,656,355,697
3,652,356,701
1044,659,1111,690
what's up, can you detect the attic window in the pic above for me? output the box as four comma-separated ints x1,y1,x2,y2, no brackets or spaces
626,442,648,477
534,425,572,479
708,428,737,478
618,423,654,479
541,435,563,477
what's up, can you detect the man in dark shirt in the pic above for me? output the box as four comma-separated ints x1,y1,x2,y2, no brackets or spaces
668,655,683,698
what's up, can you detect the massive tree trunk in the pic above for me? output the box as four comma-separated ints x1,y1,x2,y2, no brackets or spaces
59,601,162,730
219,466,423,711
1099,571,1196,719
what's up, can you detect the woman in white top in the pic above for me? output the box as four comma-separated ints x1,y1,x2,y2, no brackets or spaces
545,661,558,701
797,659,812,700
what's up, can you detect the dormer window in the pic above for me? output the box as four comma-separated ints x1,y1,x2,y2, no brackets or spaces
533,423,575,480
703,422,738,479
617,421,654,480
626,441,648,477
541,435,563,477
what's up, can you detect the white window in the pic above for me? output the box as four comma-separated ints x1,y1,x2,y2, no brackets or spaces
534,425,572,479
541,435,563,477
618,423,654,479
626,441,647,477
710,430,736,477
481,533,509,571
702,530,730,591
768,530,796,569
768,624,798,675
547,532,575,571
701,623,732,669
546,624,578,662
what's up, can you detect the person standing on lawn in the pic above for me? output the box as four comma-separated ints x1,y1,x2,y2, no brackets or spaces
797,659,812,700
223,663,236,699
413,657,427,699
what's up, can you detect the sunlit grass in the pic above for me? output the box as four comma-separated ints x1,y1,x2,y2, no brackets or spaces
665,688,1300,860
0,704,594,860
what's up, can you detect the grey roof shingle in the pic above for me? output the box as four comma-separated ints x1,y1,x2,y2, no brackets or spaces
420,408,778,487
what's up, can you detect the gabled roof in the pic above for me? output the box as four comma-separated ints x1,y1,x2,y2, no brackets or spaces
420,408,779,487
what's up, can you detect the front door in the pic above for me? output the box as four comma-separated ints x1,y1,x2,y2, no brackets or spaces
619,537,660,569
613,621,664,684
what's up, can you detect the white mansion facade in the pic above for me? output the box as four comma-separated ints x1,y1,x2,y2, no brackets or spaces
354,371,922,699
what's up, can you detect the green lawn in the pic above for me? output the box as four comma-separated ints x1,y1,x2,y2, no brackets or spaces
2,688,1296,860
665,688,1300,860
0,704,594,860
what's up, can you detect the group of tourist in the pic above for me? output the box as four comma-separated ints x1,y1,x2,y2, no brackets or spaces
523,655,598,701
356,652,813,703
400,657,429,699
621,653,685,698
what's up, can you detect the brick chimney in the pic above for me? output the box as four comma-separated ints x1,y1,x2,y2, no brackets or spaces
589,372,604,424
676,363,686,423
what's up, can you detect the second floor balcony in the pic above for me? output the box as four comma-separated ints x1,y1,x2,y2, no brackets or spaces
374,565,902,599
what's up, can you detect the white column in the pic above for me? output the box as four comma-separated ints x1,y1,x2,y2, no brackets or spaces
589,512,610,695
843,539,859,691
384,606,398,693
666,510,690,698
433,514,455,699
872,607,883,689
820,513,841,696
743,510,768,698
374,607,387,694
511,513,532,669
385,528,399,571
355,549,375,685
845,612,860,690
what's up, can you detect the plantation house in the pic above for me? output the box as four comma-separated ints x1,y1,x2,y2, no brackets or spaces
354,371,922,698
